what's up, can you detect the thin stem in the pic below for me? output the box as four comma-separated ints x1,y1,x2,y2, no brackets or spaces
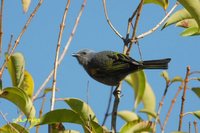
178,66,190,131
50,0,70,111
154,81,171,133
189,121,191,133
124,2,140,46
36,97,46,133
49,2,70,132
0,111,19,133
7,34,13,54
162,82,183,132
126,0,144,55
0,0,44,79
102,86,114,126
102,0,124,40
111,84,122,132
189,71,200,76
32,0,87,101
193,121,198,133
136,2,179,40
0,0,4,56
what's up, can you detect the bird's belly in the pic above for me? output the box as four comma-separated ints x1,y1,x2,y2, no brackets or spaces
90,71,127,86
85,67,131,86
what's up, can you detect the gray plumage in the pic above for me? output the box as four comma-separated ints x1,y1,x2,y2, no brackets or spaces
72,49,171,86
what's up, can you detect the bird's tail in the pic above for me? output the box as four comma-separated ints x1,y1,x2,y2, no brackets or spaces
142,58,171,69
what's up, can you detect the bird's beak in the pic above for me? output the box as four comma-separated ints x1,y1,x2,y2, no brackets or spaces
72,53,79,57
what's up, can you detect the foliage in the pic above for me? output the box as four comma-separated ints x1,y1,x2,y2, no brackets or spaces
0,0,200,133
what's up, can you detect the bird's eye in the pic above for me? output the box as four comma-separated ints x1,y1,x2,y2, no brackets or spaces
82,52,87,55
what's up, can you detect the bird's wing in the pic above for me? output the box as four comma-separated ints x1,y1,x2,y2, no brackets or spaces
91,51,141,74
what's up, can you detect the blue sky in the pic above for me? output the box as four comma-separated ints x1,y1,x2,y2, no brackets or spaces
1,0,200,132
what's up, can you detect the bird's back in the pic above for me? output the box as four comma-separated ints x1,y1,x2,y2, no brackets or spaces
84,51,140,86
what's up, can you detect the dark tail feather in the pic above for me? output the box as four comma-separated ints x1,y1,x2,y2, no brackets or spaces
142,58,171,69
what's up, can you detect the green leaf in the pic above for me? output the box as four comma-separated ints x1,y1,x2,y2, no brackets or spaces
178,0,200,28
125,70,146,109
117,110,139,122
161,71,170,82
7,52,25,87
142,82,156,120
144,0,168,10
21,0,31,13
162,9,192,29
0,87,35,119
38,109,83,125
192,87,200,98
20,70,34,97
64,98,98,123
120,120,140,133
171,76,183,83
139,109,157,118
192,111,200,119
120,120,154,133
0,123,29,133
125,72,156,120
176,19,198,28
180,26,200,36
90,121,109,133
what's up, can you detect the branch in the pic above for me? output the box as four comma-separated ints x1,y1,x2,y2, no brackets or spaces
0,0,4,56
194,121,198,133
162,81,183,132
0,111,19,133
111,84,122,132
32,0,87,101
154,80,171,133
102,86,113,126
126,0,144,55
136,2,179,40
50,0,71,112
36,97,46,133
0,0,44,79
7,34,13,54
102,0,124,40
178,66,190,131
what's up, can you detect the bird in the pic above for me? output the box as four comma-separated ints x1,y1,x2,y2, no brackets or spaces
72,49,171,86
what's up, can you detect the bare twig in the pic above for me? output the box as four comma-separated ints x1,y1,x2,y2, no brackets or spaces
189,71,200,76
154,80,171,133
193,121,198,133
33,0,87,101
102,86,114,126
126,0,144,55
111,84,122,132
7,34,13,54
50,0,70,112
126,4,140,39
178,66,190,131
189,121,191,133
36,97,46,133
0,0,44,79
162,82,183,132
49,2,71,132
102,0,124,40
124,1,140,49
0,0,4,56
136,2,179,40
0,111,19,133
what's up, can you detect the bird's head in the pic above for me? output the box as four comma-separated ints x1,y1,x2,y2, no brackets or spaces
72,49,95,66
